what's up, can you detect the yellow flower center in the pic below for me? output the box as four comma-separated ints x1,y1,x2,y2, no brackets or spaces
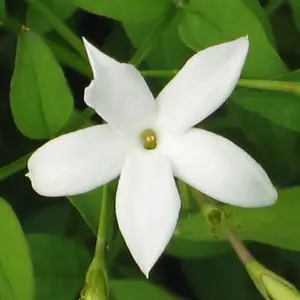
140,129,157,150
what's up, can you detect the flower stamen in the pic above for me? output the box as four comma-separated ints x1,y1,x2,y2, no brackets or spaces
140,129,157,150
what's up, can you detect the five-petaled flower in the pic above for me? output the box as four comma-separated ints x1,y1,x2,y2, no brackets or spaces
27,36,277,277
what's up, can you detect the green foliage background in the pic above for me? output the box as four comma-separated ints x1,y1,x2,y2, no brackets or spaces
1,0,300,299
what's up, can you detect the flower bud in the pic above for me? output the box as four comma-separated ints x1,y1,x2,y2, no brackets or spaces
80,258,108,300
246,260,300,300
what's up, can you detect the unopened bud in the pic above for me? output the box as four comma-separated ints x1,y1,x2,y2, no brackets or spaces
247,260,300,300
80,258,108,300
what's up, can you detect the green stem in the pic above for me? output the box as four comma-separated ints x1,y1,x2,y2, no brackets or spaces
178,180,190,211
194,193,253,263
226,229,253,264
0,106,95,182
26,0,86,58
63,107,95,133
0,153,32,181
141,69,177,78
142,70,300,96
129,5,176,66
141,69,300,95
80,185,110,300
47,40,92,78
238,78,300,95
265,0,285,16
96,185,110,263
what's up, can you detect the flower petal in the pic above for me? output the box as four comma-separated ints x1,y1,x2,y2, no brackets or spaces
83,38,156,136
27,125,126,197
116,150,180,276
163,128,277,207
157,37,249,134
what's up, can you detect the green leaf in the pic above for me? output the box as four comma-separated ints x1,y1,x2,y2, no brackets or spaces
231,70,300,133
228,103,300,186
178,0,287,78
103,25,135,62
69,186,103,234
0,0,5,22
0,198,34,300
69,181,117,235
240,0,275,45
75,0,170,23
167,239,231,259
288,0,300,33
182,253,261,300
27,234,90,300
276,248,300,283
27,0,76,34
123,11,193,92
111,280,176,300
174,187,300,251
124,11,193,70
10,30,74,139
23,203,71,235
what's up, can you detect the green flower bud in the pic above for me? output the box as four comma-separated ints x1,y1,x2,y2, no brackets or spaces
80,258,108,300
246,260,300,300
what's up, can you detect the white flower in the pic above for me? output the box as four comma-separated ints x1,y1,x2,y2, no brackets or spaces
27,36,277,276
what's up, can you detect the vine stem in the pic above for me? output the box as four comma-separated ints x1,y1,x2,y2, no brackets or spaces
0,153,31,181
26,0,86,58
265,0,286,16
80,187,110,300
142,70,300,96
195,193,253,264
95,185,109,263
179,180,190,210
225,229,253,264
129,5,176,66
238,78,300,95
